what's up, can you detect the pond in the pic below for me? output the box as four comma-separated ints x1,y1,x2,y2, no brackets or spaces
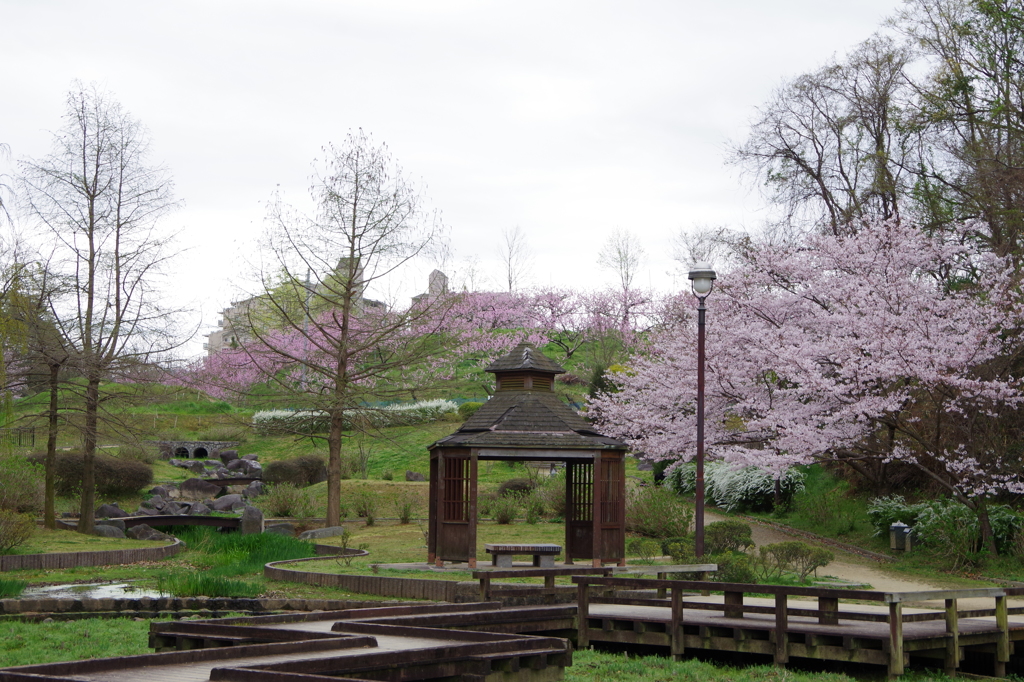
21,581,163,600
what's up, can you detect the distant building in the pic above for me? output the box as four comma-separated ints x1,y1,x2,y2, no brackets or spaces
411,269,449,306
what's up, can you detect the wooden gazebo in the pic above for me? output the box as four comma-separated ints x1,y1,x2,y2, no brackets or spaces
427,343,628,567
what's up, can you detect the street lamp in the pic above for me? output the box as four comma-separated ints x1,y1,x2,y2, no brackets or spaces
688,262,716,559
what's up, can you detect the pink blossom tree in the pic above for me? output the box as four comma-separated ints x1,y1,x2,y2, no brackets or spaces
591,219,1024,552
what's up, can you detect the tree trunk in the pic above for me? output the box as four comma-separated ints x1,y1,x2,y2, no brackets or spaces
77,375,100,535
977,500,999,556
44,362,59,530
326,410,343,527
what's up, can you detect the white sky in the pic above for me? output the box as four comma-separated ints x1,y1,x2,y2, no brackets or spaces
1,0,901,357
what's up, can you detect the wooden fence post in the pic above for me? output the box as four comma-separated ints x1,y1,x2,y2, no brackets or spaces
670,586,684,661
944,598,959,676
577,582,590,649
996,594,1009,678
888,602,904,677
774,593,789,666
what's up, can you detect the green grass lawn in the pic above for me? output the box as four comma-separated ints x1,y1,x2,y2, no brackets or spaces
12,528,169,555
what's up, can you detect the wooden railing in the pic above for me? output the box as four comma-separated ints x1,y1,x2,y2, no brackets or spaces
573,576,1024,677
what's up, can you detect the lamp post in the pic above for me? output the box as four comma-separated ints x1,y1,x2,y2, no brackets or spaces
688,262,716,559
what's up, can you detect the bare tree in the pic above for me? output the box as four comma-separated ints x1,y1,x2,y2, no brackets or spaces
19,83,181,534
598,228,646,292
246,130,450,526
730,36,916,235
497,225,533,292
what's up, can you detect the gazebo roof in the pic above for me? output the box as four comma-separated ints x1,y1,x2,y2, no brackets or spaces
430,344,626,453
484,342,566,375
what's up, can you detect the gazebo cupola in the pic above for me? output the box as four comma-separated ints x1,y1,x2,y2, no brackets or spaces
427,342,628,568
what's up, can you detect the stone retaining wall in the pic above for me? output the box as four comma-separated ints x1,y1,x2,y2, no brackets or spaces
0,539,184,572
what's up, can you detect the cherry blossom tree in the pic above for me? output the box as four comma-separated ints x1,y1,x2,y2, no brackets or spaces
591,218,1024,552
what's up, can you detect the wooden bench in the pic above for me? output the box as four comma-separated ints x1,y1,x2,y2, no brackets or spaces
484,543,562,568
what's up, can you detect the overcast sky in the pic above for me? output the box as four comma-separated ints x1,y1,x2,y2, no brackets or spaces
1,0,902,357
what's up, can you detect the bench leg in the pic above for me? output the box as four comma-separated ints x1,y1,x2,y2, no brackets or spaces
495,554,513,568
537,555,555,568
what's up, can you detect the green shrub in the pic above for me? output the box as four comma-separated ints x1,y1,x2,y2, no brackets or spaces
254,483,319,519
264,455,327,487
394,492,416,524
490,496,520,524
458,402,483,419
708,553,757,583
668,460,804,512
0,578,26,598
705,521,754,555
28,451,152,496
0,510,35,553
354,490,378,525
626,537,661,564
0,455,43,513
533,471,567,518
498,478,534,497
661,536,693,560
756,541,834,582
626,486,693,539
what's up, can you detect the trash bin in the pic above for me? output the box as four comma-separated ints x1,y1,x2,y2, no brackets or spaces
890,522,912,551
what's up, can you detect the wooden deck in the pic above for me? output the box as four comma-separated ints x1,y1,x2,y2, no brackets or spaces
6,576,1024,679
575,576,1024,677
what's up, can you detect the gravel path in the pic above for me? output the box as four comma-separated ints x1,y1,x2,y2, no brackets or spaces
703,510,955,594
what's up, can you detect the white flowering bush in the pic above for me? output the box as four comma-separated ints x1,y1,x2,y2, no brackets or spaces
667,460,805,512
252,400,458,435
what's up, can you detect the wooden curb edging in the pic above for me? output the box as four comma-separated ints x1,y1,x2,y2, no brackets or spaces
0,538,184,572
265,554,480,602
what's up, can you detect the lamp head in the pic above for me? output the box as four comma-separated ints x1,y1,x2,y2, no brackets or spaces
688,262,717,296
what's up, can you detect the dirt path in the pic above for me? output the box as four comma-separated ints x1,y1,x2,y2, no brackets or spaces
704,510,961,594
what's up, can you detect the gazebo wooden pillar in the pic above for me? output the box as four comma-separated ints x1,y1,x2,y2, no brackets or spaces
428,343,628,567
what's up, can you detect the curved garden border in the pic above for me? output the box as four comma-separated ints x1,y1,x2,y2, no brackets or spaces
0,538,184,572
264,551,482,602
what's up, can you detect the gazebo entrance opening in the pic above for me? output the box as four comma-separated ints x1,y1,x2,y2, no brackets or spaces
427,344,628,568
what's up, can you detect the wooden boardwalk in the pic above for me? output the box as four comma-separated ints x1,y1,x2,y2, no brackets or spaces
6,576,1024,679
575,576,1024,677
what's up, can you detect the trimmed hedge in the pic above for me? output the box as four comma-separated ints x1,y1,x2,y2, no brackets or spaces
27,451,153,496
264,455,328,487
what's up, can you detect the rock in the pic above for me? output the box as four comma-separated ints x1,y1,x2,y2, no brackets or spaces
203,459,222,468
149,485,175,499
42,617,54,623
188,502,212,516
184,460,206,475
218,449,239,463
240,505,264,534
264,522,295,537
141,495,166,511
95,503,129,518
405,470,426,482
636,461,654,471
298,526,346,541
210,494,244,511
163,501,184,515
226,459,245,471
134,506,160,516
243,481,264,498
96,518,126,531
179,478,222,500
93,524,126,538
242,453,259,461
126,524,173,542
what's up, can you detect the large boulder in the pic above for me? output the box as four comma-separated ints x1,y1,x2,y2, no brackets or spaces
96,518,126,531
93,524,126,538
264,522,295,537
240,505,264,534
148,485,179,500
243,481,264,498
179,478,222,500
141,495,166,511
218,449,239,464
210,493,244,512
95,503,129,519
405,471,426,482
126,524,173,541
163,501,184,515
188,501,212,516
298,526,346,541
241,453,259,461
